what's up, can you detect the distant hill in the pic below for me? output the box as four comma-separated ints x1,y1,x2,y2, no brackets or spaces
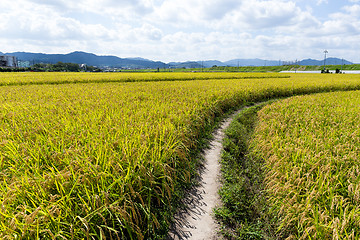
299,58,352,66
224,59,282,67
1,51,354,68
168,61,203,68
204,58,352,67
5,51,169,69
198,60,227,68
127,57,152,62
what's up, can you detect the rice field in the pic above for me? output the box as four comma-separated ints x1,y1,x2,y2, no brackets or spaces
0,72,288,86
0,72,360,239
251,91,360,239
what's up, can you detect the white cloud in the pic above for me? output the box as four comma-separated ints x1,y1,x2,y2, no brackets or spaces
132,24,163,41
225,1,313,29
308,4,360,37
0,7,112,41
151,0,319,33
317,0,328,5
343,4,360,16
1,0,360,62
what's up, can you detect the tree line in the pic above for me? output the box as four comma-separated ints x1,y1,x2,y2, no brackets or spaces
0,62,102,72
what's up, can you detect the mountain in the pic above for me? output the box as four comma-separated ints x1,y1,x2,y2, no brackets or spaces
299,58,353,66
198,60,226,68
168,61,203,68
224,59,282,67
205,58,352,67
2,51,355,68
6,51,169,69
127,57,152,62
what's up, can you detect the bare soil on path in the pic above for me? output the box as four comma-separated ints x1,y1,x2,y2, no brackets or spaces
168,110,241,240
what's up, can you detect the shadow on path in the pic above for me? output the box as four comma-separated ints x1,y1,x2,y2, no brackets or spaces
167,110,243,240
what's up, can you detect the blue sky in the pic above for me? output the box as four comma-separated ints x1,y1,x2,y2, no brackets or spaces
1,0,360,62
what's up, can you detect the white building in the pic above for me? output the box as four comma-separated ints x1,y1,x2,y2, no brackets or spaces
0,56,18,67
18,60,31,68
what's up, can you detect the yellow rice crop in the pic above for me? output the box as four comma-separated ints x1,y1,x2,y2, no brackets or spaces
0,72,360,238
0,72,287,86
251,91,360,239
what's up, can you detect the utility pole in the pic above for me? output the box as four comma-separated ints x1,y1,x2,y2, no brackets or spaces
323,50,328,71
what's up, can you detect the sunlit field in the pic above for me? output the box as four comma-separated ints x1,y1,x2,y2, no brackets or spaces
0,72,288,86
1,72,360,239
251,91,360,239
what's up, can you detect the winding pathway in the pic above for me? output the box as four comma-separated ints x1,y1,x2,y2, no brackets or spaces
168,110,242,239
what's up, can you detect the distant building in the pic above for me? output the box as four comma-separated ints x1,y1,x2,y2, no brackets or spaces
0,55,18,68
18,60,31,68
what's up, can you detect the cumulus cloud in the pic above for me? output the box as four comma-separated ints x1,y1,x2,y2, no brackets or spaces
306,4,360,37
317,0,328,5
0,6,112,41
151,0,319,32
132,24,163,41
1,0,360,62
229,1,311,29
342,4,360,16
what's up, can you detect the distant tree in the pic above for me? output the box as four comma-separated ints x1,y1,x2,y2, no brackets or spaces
27,62,99,72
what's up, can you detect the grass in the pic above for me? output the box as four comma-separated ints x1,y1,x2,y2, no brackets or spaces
215,103,276,239
1,73,360,238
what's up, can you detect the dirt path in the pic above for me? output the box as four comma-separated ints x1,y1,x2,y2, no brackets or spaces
168,111,240,240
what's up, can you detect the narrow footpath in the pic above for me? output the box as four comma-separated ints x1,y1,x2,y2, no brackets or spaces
168,110,241,239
